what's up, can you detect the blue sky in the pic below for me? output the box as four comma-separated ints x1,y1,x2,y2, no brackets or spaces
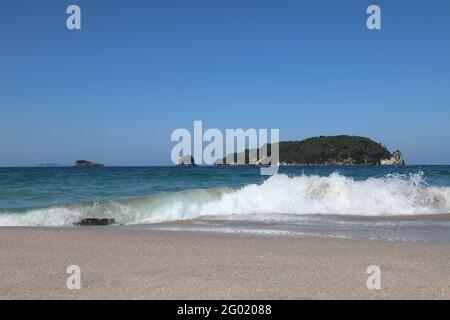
1,0,450,166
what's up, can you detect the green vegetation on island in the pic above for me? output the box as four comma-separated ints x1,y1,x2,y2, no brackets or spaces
217,135,405,166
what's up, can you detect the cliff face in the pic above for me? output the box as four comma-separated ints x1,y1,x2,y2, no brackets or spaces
380,150,405,166
217,135,405,166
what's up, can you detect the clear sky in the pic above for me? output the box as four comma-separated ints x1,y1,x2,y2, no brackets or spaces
1,0,450,166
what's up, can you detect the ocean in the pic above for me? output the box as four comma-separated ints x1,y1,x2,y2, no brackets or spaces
1,166,450,243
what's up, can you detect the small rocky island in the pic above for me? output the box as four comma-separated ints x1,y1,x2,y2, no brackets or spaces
216,135,405,166
176,155,197,166
75,160,105,168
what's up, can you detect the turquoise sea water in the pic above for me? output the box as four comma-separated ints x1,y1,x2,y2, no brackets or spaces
1,166,450,243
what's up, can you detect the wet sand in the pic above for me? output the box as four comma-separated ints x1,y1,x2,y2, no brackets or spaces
0,227,449,299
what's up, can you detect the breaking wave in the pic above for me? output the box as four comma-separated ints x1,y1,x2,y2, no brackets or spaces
1,172,450,226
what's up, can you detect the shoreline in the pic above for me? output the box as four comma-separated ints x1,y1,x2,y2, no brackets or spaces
1,227,449,299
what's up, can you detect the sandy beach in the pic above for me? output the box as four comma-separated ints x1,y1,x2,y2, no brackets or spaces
0,227,449,300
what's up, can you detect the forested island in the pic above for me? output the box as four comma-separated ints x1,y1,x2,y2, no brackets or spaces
216,135,405,166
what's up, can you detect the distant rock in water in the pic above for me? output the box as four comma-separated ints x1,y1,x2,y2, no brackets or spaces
380,150,405,166
75,160,105,168
176,155,197,166
216,135,405,166
76,218,116,226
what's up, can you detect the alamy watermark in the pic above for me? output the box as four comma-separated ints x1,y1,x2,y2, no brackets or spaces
65,4,381,31
66,5,81,30
366,265,382,290
66,265,81,290
171,121,280,175
367,5,381,30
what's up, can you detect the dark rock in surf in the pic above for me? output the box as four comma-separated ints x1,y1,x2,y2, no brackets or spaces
76,218,116,226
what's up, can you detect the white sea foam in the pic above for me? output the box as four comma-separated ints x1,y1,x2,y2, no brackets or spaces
1,173,450,226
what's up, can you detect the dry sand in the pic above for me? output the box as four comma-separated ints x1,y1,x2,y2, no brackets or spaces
0,227,449,299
